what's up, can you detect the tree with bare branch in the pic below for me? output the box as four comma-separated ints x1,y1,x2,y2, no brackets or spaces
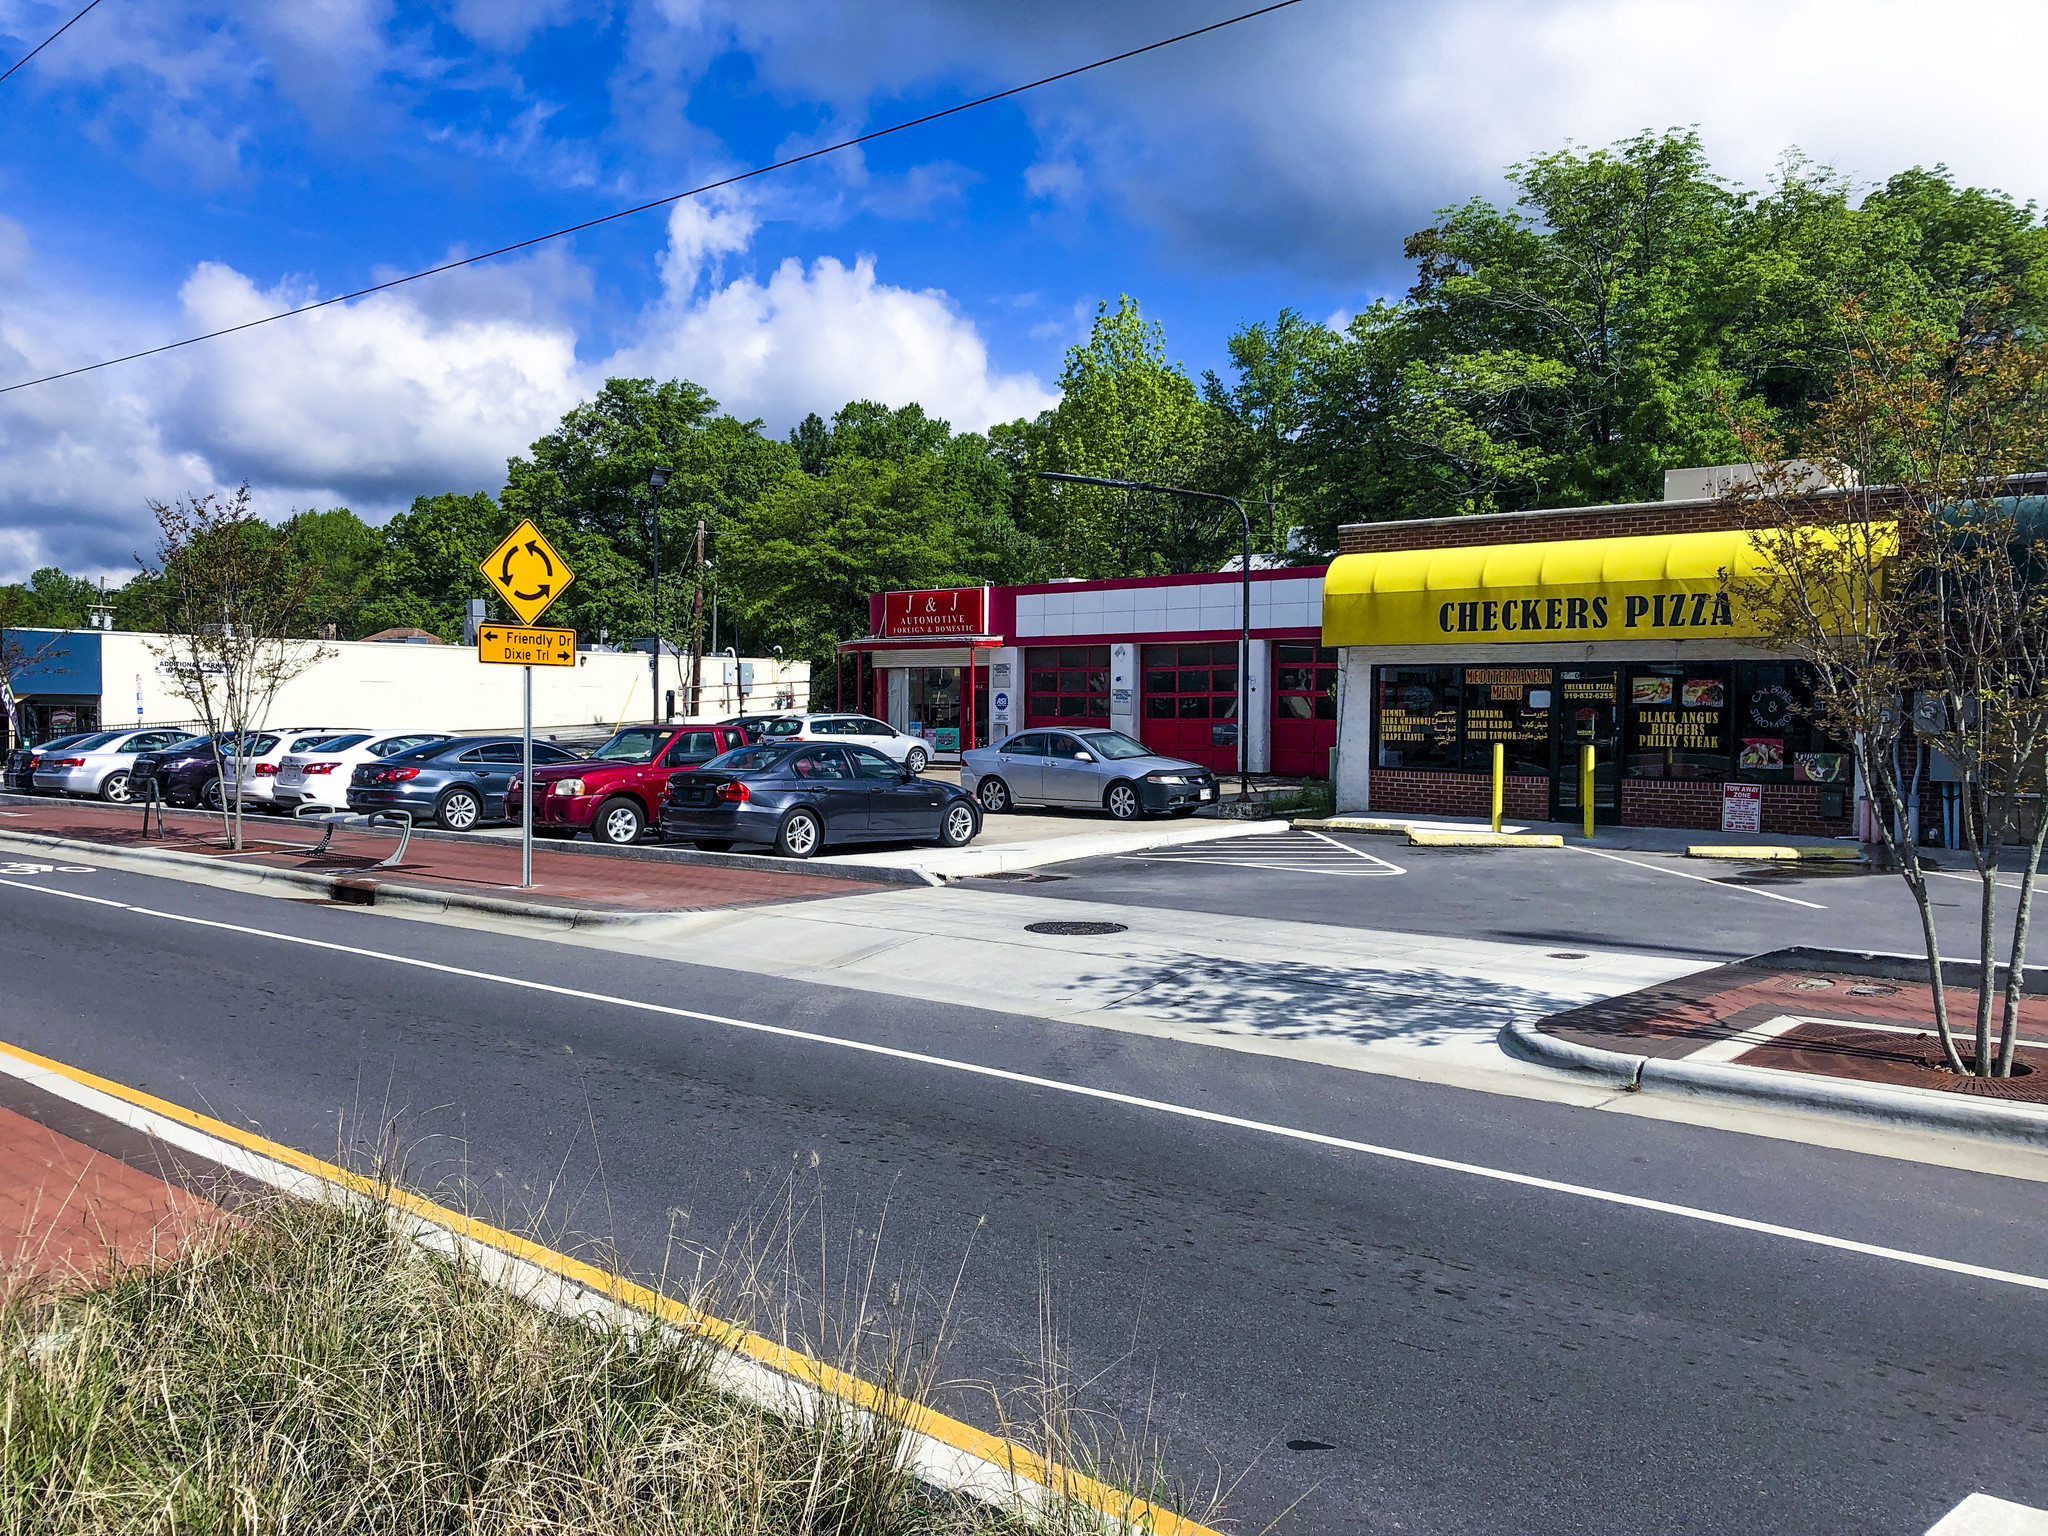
1731,303,2048,1077
141,488,330,850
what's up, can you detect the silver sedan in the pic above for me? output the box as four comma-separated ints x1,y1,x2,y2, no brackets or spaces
32,727,202,802
960,727,1219,820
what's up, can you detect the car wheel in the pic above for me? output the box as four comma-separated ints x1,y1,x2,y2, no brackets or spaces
595,797,645,846
436,788,482,832
100,771,134,804
694,839,735,852
905,746,929,774
938,801,977,848
200,777,224,812
976,776,1011,815
775,809,822,859
1105,781,1142,821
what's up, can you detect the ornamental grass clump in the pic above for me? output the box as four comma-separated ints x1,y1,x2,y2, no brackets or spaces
0,1195,1028,1535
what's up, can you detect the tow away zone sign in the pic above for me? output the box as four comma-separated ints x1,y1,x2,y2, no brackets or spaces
478,623,576,667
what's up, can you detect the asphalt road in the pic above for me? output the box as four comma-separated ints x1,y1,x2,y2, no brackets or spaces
4,861,2047,1534
1013,830,2048,965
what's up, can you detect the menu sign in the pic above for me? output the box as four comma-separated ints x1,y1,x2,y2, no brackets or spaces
880,587,989,638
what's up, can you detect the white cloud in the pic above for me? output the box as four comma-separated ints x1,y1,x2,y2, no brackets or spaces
613,201,1055,433
0,200,1052,579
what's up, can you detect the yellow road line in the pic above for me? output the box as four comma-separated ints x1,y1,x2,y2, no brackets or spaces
0,1034,1218,1536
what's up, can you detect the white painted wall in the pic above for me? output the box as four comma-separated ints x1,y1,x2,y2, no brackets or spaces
1244,637,1271,774
1014,575,1322,639
99,632,809,735
1335,648,1376,812
1109,643,1136,738
986,647,1020,738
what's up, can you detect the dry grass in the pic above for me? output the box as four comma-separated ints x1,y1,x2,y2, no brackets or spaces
0,1194,1040,1536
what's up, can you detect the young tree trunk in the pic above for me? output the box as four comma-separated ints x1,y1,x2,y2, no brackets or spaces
1862,733,1965,1073
1962,778,2008,1076
1997,768,2048,1077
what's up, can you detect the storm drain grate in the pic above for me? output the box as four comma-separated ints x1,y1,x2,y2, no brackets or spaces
979,871,1072,883
1024,920,1128,936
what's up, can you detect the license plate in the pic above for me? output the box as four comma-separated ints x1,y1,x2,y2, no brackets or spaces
280,768,301,783
1199,788,1213,800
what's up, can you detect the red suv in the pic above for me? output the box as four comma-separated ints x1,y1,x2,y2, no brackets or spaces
506,724,750,844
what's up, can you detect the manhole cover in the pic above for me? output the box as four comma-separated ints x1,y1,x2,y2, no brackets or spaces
1547,951,1589,960
1024,920,1128,936
1793,978,1835,990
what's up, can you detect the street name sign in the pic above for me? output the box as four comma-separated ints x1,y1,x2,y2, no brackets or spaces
480,520,575,624
477,623,576,667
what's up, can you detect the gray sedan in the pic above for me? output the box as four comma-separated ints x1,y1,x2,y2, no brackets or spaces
345,735,584,830
960,728,1218,820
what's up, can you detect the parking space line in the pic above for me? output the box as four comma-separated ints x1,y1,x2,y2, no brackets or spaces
9,874,2046,1291
1566,845,1827,909
1114,830,1405,878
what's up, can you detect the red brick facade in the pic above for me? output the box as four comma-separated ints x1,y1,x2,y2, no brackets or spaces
1617,780,1851,836
1337,501,1753,554
1369,769,1550,821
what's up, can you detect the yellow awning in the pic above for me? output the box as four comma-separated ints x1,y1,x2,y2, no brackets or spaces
1322,529,1785,648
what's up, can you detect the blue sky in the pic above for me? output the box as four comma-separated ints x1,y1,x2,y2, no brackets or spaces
2,0,2044,580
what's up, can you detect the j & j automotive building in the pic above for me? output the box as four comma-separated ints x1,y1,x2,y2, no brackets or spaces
856,465,1860,836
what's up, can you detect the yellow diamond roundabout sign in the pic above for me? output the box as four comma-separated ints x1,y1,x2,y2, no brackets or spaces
481,520,574,625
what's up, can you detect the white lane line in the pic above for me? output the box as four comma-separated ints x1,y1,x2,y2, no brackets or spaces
1303,828,1408,875
1929,870,2036,894
1566,845,1827,909
1925,1492,2048,1535
8,875,2044,1292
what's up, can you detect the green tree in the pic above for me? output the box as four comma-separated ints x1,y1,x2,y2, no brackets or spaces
1204,309,1340,557
288,508,381,635
358,492,508,640
1019,296,1228,577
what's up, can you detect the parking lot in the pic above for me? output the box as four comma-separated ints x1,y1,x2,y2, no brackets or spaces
982,828,2048,965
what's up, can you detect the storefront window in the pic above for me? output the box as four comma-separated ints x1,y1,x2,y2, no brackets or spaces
1025,646,1110,723
1731,662,1848,784
1624,664,1730,779
1375,666,1460,770
1460,666,1553,777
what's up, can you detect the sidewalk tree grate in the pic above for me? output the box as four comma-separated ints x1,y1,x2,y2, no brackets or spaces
1024,920,1127,936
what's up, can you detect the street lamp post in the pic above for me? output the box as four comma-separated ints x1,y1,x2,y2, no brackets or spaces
1034,472,1254,802
642,466,672,723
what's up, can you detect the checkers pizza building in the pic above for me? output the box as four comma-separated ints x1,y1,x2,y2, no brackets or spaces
849,465,1857,836
1321,467,1853,835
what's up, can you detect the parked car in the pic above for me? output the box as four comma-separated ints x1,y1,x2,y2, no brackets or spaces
719,714,790,744
218,728,370,812
273,731,452,813
133,734,244,808
754,713,932,773
32,727,201,802
346,735,585,831
504,723,751,845
5,732,99,794
960,728,1218,820
660,740,980,858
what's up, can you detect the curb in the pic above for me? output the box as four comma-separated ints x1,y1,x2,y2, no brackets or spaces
1294,817,1413,837
1685,844,1863,862
0,828,710,930
1500,1017,2048,1147
1406,830,1564,849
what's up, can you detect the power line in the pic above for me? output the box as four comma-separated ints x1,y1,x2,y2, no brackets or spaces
0,0,1304,398
0,0,107,88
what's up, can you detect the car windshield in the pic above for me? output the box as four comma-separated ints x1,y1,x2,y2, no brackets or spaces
1076,730,1157,761
702,744,797,773
589,728,666,762
761,719,804,737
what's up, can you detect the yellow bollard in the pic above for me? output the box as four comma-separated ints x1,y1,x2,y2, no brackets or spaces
1582,743,1595,840
1491,741,1504,834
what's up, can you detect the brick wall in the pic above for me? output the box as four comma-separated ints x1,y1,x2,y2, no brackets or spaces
1619,779,1852,836
1338,503,1751,554
1370,769,1549,821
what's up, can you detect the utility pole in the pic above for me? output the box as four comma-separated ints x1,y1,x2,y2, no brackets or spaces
688,518,707,717
642,466,672,724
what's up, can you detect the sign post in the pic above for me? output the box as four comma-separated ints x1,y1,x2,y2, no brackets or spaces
479,522,576,890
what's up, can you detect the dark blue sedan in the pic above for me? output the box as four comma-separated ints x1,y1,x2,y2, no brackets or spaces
346,735,584,831
660,742,980,858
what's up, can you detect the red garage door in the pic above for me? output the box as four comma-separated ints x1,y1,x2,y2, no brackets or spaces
1024,646,1111,726
1272,643,1337,777
1140,642,1240,772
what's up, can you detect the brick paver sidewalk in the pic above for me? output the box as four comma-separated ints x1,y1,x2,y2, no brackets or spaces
0,1102,231,1298
0,797,883,912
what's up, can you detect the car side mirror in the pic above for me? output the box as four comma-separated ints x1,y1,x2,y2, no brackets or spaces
1073,752,1094,763
901,764,918,781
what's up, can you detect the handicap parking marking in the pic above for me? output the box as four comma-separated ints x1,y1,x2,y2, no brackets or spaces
0,861,94,875
1116,829,1405,878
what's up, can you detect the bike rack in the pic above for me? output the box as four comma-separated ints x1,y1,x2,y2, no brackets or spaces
138,778,168,839
290,804,414,868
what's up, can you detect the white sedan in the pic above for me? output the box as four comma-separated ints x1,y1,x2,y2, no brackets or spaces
32,727,203,803
216,728,372,812
754,713,935,773
272,730,452,812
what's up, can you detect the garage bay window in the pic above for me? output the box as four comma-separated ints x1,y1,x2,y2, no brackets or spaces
1025,646,1110,725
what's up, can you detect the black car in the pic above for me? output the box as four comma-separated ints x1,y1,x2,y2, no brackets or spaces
660,741,980,858
132,733,246,808
346,735,584,831
5,732,96,794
